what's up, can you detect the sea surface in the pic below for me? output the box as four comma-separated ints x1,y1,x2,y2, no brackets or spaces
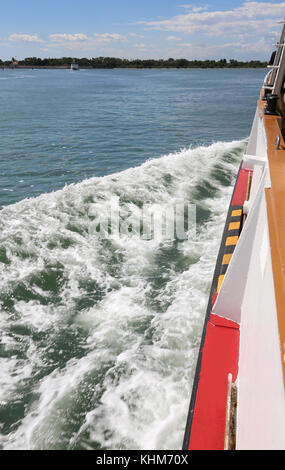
0,68,264,449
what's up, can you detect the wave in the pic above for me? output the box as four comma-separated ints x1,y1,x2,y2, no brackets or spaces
0,140,245,449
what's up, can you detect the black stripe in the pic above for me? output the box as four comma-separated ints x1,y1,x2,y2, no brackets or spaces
225,229,240,238
220,264,229,275
224,245,236,254
230,204,243,212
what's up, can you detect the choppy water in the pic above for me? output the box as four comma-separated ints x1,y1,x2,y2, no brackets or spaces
0,68,264,450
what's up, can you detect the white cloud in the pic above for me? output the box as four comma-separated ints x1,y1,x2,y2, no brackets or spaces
134,43,148,52
167,36,181,41
169,36,271,59
128,32,144,38
8,33,43,43
143,1,284,38
93,33,127,43
179,4,209,12
50,33,89,42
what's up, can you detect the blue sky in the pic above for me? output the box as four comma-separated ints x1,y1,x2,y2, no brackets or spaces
0,1,285,60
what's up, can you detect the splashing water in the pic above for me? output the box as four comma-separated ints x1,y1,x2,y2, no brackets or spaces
0,140,245,450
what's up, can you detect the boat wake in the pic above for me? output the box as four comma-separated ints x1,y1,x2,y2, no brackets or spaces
0,140,245,450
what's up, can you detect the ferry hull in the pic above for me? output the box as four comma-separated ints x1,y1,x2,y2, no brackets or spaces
183,33,285,447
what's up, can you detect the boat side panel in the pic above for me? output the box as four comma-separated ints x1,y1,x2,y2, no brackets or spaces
213,169,265,324
183,164,249,449
237,189,285,449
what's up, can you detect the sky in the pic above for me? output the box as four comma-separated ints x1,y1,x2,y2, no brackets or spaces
0,0,285,60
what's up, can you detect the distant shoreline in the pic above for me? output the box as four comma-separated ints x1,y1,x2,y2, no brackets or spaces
0,57,268,70
0,65,267,70
1,66,73,69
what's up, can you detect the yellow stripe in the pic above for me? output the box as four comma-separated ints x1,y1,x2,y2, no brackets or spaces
222,253,232,265
232,209,242,217
229,221,240,231
217,275,224,293
226,236,239,246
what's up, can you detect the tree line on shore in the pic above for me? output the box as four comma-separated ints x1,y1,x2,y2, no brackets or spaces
0,57,268,68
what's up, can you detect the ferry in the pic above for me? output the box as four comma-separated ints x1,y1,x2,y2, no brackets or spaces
183,19,285,450
71,61,79,71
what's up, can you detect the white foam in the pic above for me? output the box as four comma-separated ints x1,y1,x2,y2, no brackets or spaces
0,140,245,449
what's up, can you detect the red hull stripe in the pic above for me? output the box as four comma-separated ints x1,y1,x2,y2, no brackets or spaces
231,168,250,206
188,314,240,450
211,292,218,306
